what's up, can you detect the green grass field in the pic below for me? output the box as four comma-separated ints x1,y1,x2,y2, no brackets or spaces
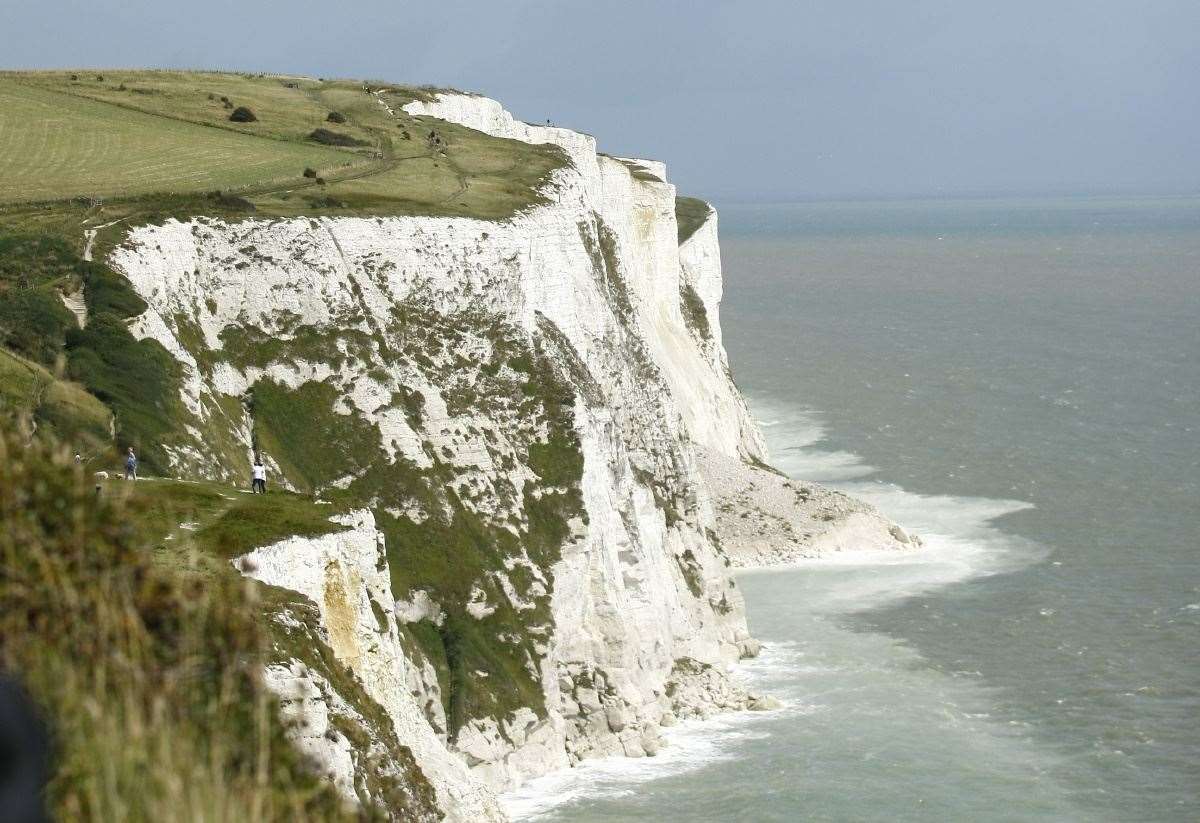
0,78,353,203
0,70,565,224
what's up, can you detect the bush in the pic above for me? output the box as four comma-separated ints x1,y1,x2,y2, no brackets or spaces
0,289,74,367
326,111,346,124
307,128,368,147
207,191,256,212
304,195,345,209
302,167,317,179
228,106,256,123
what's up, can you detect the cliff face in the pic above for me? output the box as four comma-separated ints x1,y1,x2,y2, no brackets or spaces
106,93,771,819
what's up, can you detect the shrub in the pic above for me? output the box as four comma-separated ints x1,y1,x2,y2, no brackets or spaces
302,167,317,179
326,111,346,124
228,106,256,123
0,231,79,288
207,191,256,212
0,289,74,367
307,128,368,147
305,195,345,209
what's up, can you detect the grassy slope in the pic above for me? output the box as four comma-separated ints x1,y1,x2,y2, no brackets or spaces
0,70,565,226
116,476,348,559
0,78,351,202
675,195,712,244
0,348,112,453
613,156,664,183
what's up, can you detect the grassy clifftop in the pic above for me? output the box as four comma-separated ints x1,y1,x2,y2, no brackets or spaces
675,195,712,244
0,69,565,228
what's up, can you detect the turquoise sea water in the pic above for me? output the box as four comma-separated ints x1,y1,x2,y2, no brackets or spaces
504,196,1200,821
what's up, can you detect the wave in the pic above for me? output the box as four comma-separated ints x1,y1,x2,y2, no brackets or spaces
500,713,776,820
747,397,1043,612
501,397,1050,820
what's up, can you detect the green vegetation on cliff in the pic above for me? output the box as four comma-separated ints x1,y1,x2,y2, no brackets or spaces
679,281,713,343
675,195,712,245
0,228,184,474
0,426,440,821
237,318,587,741
0,349,112,455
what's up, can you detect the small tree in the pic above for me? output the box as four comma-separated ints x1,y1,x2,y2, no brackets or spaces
229,106,257,123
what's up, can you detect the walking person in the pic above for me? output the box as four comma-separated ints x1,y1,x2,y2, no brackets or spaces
124,447,137,481
252,457,267,494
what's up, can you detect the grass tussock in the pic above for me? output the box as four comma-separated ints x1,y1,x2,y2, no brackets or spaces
0,426,357,822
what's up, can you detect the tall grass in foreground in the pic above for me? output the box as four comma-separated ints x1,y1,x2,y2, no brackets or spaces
0,425,352,822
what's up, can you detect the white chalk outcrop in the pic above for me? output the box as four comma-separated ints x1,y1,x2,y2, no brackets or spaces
238,511,503,821
110,90,916,819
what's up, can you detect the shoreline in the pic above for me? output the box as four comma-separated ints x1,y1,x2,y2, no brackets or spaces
500,400,1043,821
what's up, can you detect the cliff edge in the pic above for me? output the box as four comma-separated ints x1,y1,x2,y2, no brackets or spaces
0,74,916,821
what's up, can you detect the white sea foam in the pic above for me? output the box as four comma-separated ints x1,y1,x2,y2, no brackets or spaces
502,398,1046,820
746,397,1043,611
499,713,775,820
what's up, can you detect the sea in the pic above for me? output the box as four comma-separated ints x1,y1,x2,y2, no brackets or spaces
503,195,1200,822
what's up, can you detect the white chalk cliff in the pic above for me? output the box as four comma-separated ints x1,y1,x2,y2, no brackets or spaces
108,92,913,820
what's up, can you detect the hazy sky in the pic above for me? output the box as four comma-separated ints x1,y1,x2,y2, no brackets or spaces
3,0,1197,201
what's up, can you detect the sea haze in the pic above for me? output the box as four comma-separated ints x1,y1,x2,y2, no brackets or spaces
503,195,1200,821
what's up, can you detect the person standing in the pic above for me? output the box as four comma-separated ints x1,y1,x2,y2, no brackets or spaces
124,448,137,481
252,458,267,494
